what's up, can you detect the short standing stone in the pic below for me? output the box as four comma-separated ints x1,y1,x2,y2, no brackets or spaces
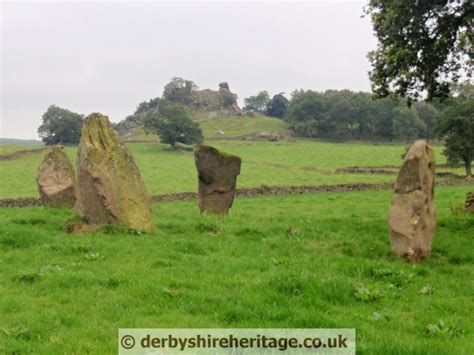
36,147,76,207
75,113,153,231
194,144,241,214
466,192,474,213
388,140,436,262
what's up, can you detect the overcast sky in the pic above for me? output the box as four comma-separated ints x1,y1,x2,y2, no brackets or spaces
1,0,376,139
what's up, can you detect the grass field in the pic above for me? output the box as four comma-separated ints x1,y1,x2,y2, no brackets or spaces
0,144,43,155
0,186,473,353
0,137,472,354
126,112,288,142
0,140,457,199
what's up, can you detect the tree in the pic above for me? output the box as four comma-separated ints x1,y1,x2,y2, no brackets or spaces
266,93,289,119
392,106,426,143
219,90,238,108
413,102,439,141
436,83,474,176
162,77,197,105
371,97,398,140
324,90,360,138
366,0,473,102
134,97,161,115
143,103,203,149
244,91,270,114
38,105,84,145
285,90,332,138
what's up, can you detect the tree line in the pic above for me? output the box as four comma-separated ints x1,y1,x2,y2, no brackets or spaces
37,81,473,176
253,89,437,142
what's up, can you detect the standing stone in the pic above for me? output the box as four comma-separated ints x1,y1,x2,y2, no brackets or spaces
36,147,76,207
388,140,436,262
75,113,153,231
194,144,241,214
466,192,474,213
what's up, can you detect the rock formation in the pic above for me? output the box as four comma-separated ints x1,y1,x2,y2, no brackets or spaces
217,82,241,115
75,113,154,231
36,147,76,207
218,82,230,91
388,140,436,262
194,144,241,214
466,192,474,213
242,131,295,142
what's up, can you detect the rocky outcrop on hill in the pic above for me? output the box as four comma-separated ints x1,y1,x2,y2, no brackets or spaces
241,131,295,142
191,82,241,115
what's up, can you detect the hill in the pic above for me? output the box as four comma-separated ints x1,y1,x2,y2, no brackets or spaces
0,138,43,146
124,111,288,142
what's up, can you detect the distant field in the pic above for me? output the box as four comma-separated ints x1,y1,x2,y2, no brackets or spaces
0,140,461,199
0,144,43,155
0,186,472,353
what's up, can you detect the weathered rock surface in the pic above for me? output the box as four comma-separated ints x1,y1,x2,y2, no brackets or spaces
174,142,194,151
241,131,294,142
388,140,436,262
75,113,153,231
466,192,474,213
217,82,241,115
36,147,77,207
194,144,241,214
219,82,230,91
189,82,241,114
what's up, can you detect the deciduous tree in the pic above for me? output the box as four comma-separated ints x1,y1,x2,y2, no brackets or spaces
143,103,203,149
38,105,84,145
366,0,473,101
436,83,474,176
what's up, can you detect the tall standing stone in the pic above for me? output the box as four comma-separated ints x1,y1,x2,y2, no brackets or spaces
194,144,241,214
388,140,436,262
75,113,153,231
36,147,76,207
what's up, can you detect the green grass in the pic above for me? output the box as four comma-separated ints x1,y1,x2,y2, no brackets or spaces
126,112,288,142
0,140,456,198
0,144,43,155
0,186,472,353
193,112,288,139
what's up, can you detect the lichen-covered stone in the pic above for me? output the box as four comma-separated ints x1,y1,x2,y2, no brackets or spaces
388,140,436,262
75,113,153,231
194,144,241,214
36,147,76,207
466,192,474,213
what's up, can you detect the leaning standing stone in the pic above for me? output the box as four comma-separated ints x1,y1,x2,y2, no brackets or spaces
194,144,241,214
466,192,474,213
36,146,76,207
388,140,436,262
75,113,153,231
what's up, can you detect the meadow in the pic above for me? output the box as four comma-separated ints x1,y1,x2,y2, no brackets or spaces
0,137,473,354
0,187,473,353
127,112,288,140
0,140,458,199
